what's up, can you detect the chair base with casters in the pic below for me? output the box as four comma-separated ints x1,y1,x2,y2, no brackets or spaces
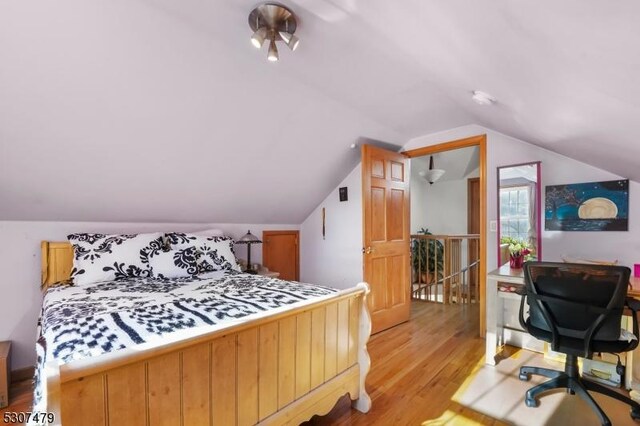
519,354,640,426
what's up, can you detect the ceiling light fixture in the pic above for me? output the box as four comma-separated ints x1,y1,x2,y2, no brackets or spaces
420,156,445,184
249,3,299,62
472,90,496,106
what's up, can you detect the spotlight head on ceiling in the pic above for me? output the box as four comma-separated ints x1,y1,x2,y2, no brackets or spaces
251,28,267,48
472,90,496,106
279,31,300,51
249,3,299,62
267,37,279,62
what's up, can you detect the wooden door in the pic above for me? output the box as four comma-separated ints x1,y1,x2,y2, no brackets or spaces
467,178,480,295
262,231,299,281
362,145,411,334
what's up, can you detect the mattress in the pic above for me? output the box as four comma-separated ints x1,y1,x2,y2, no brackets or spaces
33,271,337,410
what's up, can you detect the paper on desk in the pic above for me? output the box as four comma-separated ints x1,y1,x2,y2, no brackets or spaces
621,329,638,342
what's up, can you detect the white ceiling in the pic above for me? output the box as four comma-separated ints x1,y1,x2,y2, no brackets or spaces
1,0,638,223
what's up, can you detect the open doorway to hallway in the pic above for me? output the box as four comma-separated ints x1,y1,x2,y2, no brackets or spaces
409,146,480,307
405,135,486,336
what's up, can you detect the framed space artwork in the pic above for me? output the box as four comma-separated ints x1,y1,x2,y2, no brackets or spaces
545,179,629,231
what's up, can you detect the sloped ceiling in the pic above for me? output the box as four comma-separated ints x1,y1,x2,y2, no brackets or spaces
1,0,638,223
411,147,479,183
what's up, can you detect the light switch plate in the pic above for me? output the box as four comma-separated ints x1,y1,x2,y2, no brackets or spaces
490,220,498,232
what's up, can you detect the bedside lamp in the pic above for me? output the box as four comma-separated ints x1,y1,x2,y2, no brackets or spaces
236,230,262,274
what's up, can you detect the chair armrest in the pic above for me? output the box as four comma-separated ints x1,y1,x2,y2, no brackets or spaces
626,297,640,313
625,297,640,351
518,293,528,330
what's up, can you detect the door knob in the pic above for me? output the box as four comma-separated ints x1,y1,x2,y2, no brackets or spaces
363,247,374,254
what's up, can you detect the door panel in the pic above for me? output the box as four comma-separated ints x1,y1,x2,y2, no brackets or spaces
388,189,404,241
262,231,299,281
362,144,411,334
388,255,406,307
372,159,385,178
371,188,386,242
390,161,404,181
370,258,387,312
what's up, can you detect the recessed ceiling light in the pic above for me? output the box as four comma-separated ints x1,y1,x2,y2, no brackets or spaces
472,90,496,106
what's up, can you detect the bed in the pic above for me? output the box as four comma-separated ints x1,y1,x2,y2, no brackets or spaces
37,241,371,426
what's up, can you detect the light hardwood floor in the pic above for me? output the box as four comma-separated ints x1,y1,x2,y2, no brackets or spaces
303,300,503,425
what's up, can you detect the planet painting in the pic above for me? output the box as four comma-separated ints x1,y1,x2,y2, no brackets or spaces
545,179,629,231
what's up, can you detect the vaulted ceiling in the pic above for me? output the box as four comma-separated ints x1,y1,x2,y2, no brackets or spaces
1,1,638,223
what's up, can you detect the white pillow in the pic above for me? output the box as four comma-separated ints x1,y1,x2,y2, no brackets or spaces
166,233,240,273
149,247,199,279
68,232,164,285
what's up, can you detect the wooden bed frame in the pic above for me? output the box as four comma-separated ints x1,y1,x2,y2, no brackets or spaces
40,241,372,425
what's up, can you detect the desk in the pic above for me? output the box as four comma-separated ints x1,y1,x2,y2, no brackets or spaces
486,264,640,389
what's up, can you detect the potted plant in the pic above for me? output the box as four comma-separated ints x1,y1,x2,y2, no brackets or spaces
506,239,532,269
411,228,444,284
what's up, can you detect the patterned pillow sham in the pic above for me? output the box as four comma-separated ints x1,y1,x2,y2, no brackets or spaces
166,233,240,273
68,232,165,285
149,247,199,279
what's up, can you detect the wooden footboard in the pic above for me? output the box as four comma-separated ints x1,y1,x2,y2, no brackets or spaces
43,284,371,426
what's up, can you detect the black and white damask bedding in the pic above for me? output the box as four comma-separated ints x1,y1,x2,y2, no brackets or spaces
68,232,165,285
33,271,337,410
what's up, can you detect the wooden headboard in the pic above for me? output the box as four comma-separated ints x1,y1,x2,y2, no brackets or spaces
41,241,74,289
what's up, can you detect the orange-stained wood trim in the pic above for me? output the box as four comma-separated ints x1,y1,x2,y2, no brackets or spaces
402,134,488,337
402,134,487,158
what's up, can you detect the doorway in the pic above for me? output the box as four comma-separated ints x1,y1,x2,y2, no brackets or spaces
404,135,487,336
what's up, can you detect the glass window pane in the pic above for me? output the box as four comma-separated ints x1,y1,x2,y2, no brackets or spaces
518,189,528,204
518,202,528,216
519,219,529,233
500,191,509,204
501,222,509,234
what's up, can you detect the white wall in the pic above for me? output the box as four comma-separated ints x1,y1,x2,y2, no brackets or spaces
0,221,297,369
404,124,640,270
411,167,479,235
299,165,363,289
300,124,640,301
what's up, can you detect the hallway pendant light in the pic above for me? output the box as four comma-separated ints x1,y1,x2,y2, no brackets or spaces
422,156,445,184
248,3,299,62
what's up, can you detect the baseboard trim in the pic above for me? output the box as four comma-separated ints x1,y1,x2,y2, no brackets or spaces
11,366,34,383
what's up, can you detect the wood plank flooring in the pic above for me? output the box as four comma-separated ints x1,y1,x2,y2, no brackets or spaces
1,301,497,425
303,300,503,425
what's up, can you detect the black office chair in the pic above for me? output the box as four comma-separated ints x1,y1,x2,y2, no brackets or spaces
518,262,640,426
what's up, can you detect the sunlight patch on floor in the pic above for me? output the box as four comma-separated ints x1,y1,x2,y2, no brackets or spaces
421,409,486,426
444,346,638,426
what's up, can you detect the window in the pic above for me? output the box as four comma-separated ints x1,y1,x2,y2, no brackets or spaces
500,186,530,242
